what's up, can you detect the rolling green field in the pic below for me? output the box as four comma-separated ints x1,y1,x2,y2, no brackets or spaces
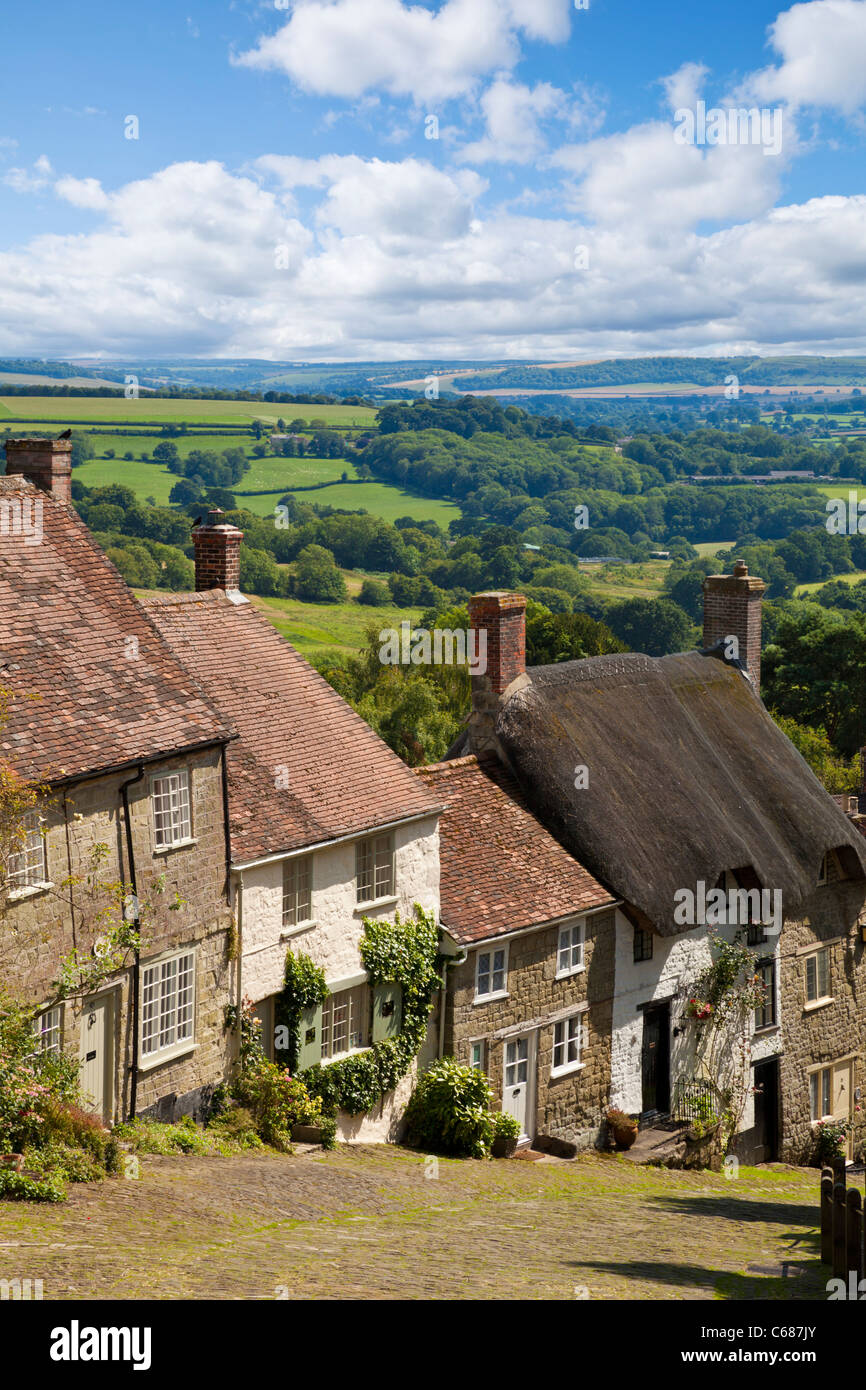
0,396,377,426
75,449,461,526
796,569,866,594
693,540,736,557
245,591,425,658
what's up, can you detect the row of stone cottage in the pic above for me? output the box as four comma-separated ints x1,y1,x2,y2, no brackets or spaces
2,435,866,1162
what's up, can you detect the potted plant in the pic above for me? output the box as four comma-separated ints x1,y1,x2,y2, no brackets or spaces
815,1118,852,1165
491,1111,521,1158
606,1107,638,1150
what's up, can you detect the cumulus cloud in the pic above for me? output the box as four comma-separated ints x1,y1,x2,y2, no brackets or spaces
2,144,866,359
4,154,53,193
746,0,866,113
458,78,577,163
661,62,709,114
234,0,571,103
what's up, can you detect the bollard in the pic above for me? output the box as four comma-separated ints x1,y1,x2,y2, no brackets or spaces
821,1168,834,1265
846,1188,864,1285
834,1182,848,1281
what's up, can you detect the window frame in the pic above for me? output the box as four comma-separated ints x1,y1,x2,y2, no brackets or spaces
33,1005,62,1055
754,957,777,1031
150,768,193,852
140,948,196,1065
7,809,49,894
469,1040,486,1072
474,943,509,1002
355,832,395,906
810,1065,833,1124
320,983,370,1061
282,854,313,931
804,946,831,1007
551,1012,585,1077
556,920,585,979
633,926,653,963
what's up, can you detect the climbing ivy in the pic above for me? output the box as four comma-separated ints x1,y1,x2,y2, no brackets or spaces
277,904,442,1117
275,951,328,1072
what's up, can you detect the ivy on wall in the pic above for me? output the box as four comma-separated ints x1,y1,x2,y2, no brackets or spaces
275,903,442,1117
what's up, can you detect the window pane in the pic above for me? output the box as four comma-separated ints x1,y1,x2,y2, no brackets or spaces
321,985,368,1059
810,1072,819,1122
823,1069,831,1117
283,856,312,927
817,950,829,999
141,953,194,1056
152,772,191,847
492,950,505,993
805,956,817,1001
8,811,47,889
477,952,490,995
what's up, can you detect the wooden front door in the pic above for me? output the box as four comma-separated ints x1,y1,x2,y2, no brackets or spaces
641,1003,670,1116
78,994,114,1124
503,1035,532,1141
832,1060,854,1160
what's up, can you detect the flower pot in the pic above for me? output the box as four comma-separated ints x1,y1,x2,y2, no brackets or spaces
0,1154,24,1172
610,1124,638,1151
491,1134,519,1158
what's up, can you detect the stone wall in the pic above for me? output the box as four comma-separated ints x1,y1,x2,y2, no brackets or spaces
777,872,866,1164
445,907,616,1152
0,746,234,1123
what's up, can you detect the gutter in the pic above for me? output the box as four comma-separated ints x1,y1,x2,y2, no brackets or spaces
234,871,244,1068
438,943,468,1059
438,898,622,954
119,763,145,1121
44,735,237,791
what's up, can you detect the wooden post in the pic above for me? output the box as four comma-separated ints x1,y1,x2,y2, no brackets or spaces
821,1168,834,1264
846,1188,863,1287
834,1181,847,1281
832,1154,847,1187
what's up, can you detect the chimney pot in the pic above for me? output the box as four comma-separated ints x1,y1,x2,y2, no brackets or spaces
4,437,72,502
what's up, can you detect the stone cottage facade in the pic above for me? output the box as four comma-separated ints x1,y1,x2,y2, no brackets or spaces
0,442,237,1125
416,754,616,1153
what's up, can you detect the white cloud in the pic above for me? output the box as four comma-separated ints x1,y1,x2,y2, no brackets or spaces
4,155,53,193
2,149,866,360
747,0,866,113
55,176,110,210
661,62,709,113
458,78,571,163
234,0,571,104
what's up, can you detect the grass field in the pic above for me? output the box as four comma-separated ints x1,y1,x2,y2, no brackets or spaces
578,559,671,601
74,448,460,526
249,591,424,658
0,396,378,426
693,540,736,557
796,569,866,594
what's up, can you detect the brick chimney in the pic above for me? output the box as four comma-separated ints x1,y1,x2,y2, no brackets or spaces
468,591,527,695
4,437,72,502
702,559,766,689
191,509,244,592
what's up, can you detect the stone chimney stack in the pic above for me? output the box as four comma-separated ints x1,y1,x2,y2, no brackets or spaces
191,509,244,593
702,559,766,689
4,437,72,502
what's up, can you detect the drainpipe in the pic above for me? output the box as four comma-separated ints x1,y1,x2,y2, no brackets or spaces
438,946,467,1058
235,871,244,1069
119,764,145,1121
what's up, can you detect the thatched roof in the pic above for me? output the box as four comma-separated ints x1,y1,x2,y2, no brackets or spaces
490,650,866,936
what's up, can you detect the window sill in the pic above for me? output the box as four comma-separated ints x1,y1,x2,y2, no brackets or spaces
473,990,509,1006
280,920,317,941
7,880,53,902
753,1023,780,1037
555,965,585,981
551,1060,586,1079
153,838,197,857
354,895,398,915
137,1041,198,1072
804,997,835,1014
320,1045,368,1066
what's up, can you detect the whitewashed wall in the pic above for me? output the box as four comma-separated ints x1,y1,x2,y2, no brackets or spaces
610,905,778,1132
235,813,440,1142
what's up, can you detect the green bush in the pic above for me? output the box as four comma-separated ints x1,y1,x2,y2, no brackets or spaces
232,1058,324,1149
492,1111,521,1143
0,1168,65,1202
404,1058,496,1158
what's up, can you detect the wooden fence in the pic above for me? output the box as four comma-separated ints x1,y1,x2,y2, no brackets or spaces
820,1159,864,1284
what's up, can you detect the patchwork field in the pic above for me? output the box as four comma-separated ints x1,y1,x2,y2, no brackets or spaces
0,1145,830,1301
249,590,424,659
0,397,377,426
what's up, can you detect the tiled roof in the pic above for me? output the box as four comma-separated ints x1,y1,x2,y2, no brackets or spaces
414,754,614,943
143,590,442,862
0,478,232,782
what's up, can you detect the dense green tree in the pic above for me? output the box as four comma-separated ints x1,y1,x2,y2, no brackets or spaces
604,597,696,657
293,545,347,603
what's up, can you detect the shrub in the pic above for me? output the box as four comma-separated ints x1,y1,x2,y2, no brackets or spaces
403,1058,496,1158
232,1058,323,1150
0,1168,65,1202
492,1111,521,1143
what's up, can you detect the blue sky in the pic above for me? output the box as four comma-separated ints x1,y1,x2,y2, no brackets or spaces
2,0,866,360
